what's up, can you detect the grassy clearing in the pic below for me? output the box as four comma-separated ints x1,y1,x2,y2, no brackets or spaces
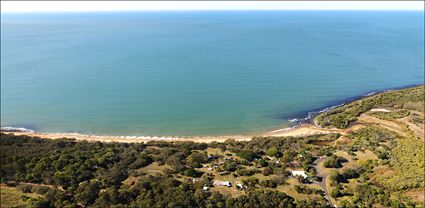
205,148,223,155
403,189,425,204
1,185,27,208
136,162,171,175
210,186,244,198
0,185,43,208
275,178,322,201
354,150,378,161
123,162,172,186
367,109,410,120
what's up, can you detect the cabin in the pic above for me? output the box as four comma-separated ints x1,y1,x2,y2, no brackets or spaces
290,170,308,179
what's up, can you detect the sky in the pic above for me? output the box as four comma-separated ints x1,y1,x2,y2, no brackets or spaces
1,1,424,13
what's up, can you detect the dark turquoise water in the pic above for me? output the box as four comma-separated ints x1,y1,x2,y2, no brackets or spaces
1,11,424,136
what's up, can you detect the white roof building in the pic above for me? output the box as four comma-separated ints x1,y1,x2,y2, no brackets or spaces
290,170,308,179
213,180,232,187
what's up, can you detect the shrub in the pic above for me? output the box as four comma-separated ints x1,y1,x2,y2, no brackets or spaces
129,154,153,169
259,179,277,188
262,167,273,176
32,186,50,195
330,170,346,183
330,187,341,198
183,167,201,177
242,177,259,189
17,184,32,193
223,161,237,172
256,159,268,167
341,168,361,180
236,167,258,176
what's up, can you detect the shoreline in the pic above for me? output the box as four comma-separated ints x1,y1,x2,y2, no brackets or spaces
1,84,422,143
1,123,350,143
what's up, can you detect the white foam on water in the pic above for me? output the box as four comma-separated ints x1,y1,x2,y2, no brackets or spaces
1,126,35,133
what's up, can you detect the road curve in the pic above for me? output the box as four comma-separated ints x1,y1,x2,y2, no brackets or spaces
313,157,337,208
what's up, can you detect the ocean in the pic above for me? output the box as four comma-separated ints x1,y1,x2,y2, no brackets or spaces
1,11,424,136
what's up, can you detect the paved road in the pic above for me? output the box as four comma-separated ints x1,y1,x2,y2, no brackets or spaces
313,157,337,208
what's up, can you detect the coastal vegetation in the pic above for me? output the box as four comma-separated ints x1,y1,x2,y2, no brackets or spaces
1,86,424,207
315,86,424,129
0,134,329,207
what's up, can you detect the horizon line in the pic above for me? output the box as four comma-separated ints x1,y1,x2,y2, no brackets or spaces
3,9,425,14
2,1,424,13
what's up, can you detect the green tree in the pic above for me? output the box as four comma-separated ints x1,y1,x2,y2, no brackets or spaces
75,181,101,206
266,147,282,158
324,155,347,168
238,150,258,162
186,151,207,168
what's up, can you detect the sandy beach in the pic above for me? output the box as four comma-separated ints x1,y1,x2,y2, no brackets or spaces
1,122,363,143
1,131,251,143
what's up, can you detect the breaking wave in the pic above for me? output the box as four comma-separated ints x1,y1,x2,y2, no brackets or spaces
1,126,35,133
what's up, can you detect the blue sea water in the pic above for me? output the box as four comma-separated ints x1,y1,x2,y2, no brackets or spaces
1,11,424,136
